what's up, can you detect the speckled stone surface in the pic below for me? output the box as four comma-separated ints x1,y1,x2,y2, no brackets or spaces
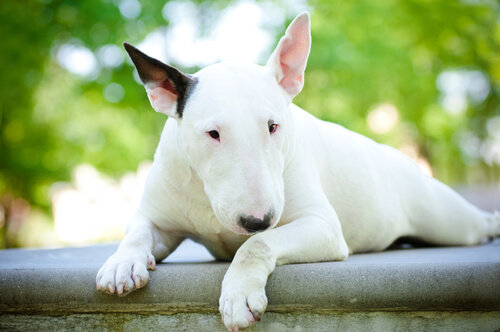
0,238,499,331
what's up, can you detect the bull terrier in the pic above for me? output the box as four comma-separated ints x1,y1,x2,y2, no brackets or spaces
96,12,500,331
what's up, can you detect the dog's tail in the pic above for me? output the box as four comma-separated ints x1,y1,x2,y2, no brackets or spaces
485,211,500,239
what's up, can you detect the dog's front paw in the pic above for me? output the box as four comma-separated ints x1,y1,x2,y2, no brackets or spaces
219,278,268,331
96,250,155,296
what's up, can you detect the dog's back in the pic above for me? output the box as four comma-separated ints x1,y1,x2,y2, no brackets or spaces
290,104,499,252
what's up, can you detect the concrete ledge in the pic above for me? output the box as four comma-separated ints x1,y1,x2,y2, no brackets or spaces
1,239,499,331
2,312,500,332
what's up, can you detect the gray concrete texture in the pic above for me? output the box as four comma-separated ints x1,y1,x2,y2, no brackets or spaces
1,312,499,332
0,238,499,331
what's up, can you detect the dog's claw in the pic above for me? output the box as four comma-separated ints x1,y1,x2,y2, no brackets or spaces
108,283,114,294
116,283,124,295
147,255,156,270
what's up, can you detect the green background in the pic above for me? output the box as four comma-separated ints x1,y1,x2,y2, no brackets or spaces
1,0,499,248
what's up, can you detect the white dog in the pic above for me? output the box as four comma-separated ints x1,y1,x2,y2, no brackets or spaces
97,12,499,331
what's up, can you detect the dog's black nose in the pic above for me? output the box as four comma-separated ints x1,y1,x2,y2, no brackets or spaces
238,209,275,233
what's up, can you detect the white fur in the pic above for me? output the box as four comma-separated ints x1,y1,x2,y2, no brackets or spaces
97,12,498,331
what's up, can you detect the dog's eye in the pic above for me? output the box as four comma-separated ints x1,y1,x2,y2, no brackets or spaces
269,123,278,134
208,130,220,141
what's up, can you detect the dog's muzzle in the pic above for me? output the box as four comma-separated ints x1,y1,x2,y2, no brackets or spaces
237,208,275,234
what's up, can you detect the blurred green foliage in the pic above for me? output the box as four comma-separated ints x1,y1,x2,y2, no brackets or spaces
0,0,499,247
299,0,500,184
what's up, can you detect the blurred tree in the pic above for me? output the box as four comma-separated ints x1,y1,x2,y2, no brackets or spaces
0,0,177,247
0,0,498,247
1,1,56,247
299,0,500,183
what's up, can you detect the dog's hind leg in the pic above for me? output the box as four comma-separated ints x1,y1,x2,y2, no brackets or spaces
408,176,499,246
485,211,500,239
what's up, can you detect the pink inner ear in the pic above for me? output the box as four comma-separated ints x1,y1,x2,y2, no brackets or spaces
147,86,178,114
280,62,289,77
279,56,305,96
145,77,181,114
279,31,309,95
160,78,179,97
272,16,310,97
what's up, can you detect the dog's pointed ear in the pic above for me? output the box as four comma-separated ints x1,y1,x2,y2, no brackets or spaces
123,42,196,119
266,12,311,101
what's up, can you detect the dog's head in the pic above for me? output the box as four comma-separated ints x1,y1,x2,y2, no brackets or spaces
125,12,311,235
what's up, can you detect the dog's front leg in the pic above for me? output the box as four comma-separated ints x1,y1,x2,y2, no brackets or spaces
219,214,348,331
96,212,183,296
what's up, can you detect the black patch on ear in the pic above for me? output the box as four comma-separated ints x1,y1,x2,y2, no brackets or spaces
180,75,198,118
123,42,197,118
